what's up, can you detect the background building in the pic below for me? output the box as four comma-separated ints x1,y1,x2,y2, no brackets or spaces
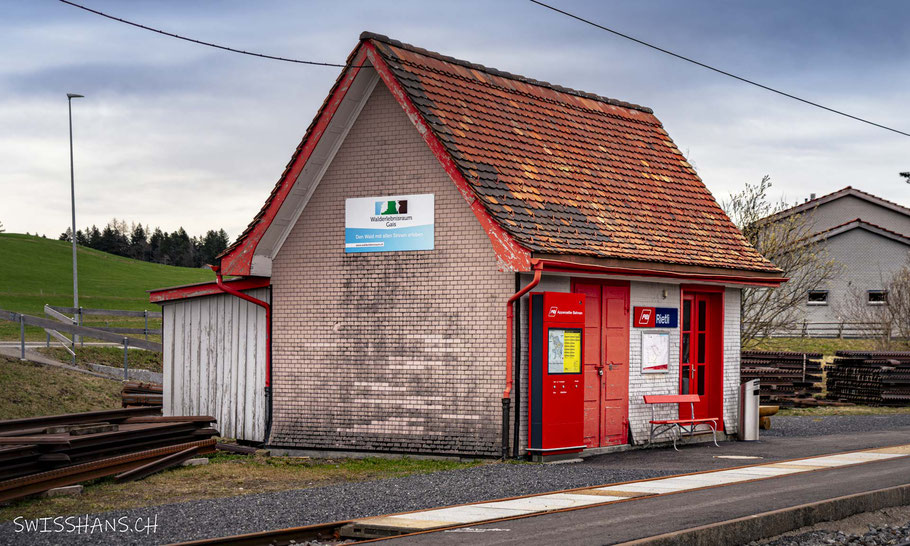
762,187,910,336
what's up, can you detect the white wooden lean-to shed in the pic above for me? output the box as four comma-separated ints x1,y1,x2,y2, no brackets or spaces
151,280,270,442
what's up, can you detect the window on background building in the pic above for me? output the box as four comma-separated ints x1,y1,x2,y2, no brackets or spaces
807,290,828,305
867,290,888,305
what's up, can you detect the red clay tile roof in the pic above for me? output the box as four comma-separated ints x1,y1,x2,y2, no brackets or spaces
220,33,779,275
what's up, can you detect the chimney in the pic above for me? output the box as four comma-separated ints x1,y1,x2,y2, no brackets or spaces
810,193,816,200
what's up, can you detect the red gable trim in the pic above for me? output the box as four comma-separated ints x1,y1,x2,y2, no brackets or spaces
219,48,370,276
149,277,270,304
218,40,532,275
363,42,531,271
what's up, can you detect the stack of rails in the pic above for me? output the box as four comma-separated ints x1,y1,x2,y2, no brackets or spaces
121,381,163,407
826,351,910,406
741,350,824,406
0,407,217,503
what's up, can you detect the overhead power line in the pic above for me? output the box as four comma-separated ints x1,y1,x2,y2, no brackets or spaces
529,0,910,138
58,0,366,68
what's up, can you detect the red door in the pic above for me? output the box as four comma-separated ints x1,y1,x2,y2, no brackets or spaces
679,290,724,425
573,281,630,447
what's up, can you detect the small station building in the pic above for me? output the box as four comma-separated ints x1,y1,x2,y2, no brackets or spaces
150,33,785,458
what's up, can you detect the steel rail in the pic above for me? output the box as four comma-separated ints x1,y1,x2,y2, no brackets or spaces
0,439,216,503
0,407,160,435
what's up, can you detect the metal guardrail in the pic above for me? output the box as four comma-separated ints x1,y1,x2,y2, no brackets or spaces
46,306,162,318
746,321,892,339
0,309,161,352
46,305,162,339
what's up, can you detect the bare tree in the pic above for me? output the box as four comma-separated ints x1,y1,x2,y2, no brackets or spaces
839,258,910,350
722,176,840,346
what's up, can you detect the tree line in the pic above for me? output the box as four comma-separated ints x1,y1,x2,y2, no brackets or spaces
59,219,230,269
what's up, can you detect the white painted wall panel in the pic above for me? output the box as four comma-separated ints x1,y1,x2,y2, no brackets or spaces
160,287,269,442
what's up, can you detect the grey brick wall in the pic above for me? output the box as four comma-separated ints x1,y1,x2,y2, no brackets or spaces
805,195,910,236
270,82,512,456
798,228,910,326
723,287,742,436
627,281,681,444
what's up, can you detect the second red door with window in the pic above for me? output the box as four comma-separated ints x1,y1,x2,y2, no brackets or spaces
679,288,724,427
573,280,630,447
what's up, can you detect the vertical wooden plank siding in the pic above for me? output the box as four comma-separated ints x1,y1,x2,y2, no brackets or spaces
227,295,239,437
213,295,224,433
236,298,247,439
159,288,269,442
163,305,175,416
171,303,185,419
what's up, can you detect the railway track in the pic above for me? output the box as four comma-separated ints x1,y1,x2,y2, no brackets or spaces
174,520,357,545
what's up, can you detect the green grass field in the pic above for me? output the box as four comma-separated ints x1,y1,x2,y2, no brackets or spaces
0,233,212,340
747,337,897,356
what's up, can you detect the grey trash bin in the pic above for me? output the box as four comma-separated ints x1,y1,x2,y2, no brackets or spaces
739,379,760,441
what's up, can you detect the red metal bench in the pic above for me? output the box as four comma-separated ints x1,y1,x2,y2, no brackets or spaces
643,394,719,450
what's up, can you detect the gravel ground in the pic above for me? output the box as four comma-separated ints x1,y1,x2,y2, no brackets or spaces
2,414,908,546
750,505,910,546
763,414,910,438
753,522,910,546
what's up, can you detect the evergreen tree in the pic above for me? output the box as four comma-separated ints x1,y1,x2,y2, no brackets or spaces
198,229,230,266
129,223,150,261
172,227,195,267
149,228,165,264
99,223,130,256
58,219,229,268
87,225,102,248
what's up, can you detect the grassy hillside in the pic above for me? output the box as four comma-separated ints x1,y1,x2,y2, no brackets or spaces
0,356,121,419
0,233,212,339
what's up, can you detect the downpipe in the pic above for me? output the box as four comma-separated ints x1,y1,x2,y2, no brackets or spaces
210,265,273,446
502,260,542,459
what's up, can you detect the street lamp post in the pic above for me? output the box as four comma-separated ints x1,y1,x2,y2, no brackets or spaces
67,93,84,342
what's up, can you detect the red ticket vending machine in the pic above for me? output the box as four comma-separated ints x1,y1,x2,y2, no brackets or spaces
528,292,585,457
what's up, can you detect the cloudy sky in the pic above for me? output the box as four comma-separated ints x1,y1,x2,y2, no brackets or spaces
2,0,908,240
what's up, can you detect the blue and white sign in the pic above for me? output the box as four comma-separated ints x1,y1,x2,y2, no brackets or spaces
634,307,679,328
345,194,434,253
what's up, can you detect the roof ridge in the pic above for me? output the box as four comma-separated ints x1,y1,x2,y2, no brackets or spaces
846,186,910,215
361,31,654,115
763,185,910,223
815,217,910,241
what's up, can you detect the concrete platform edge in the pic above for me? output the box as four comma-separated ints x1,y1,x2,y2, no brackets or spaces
619,482,910,546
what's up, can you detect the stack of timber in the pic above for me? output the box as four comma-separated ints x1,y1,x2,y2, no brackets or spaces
826,351,910,406
741,350,824,406
0,407,217,503
121,381,163,407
